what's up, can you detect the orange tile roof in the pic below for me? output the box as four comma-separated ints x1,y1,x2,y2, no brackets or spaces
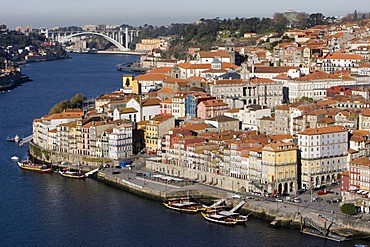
325,52,365,60
350,157,370,167
141,98,162,106
275,105,290,110
198,50,230,58
134,73,167,81
263,142,297,152
147,67,172,74
299,125,347,135
42,110,83,121
158,87,174,93
161,98,172,104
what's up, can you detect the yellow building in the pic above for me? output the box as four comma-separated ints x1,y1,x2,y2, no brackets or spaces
145,114,174,154
262,142,298,195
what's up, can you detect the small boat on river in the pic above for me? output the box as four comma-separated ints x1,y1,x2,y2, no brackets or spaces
201,212,238,225
11,156,19,160
163,196,206,213
218,211,248,224
59,169,85,179
17,161,52,173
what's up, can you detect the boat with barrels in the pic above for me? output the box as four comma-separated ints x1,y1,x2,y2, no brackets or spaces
17,160,52,173
163,196,206,213
59,169,85,179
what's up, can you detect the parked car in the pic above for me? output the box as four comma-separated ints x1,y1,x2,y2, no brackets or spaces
293,197,302,203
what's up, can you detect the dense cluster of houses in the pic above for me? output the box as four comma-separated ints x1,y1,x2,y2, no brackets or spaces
32,21,370,212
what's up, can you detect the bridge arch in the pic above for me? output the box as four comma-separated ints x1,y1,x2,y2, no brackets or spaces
62,32,127,51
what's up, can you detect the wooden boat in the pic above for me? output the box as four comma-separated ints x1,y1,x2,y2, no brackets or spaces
201,212,238,225
59,169,85,179
218,211,248,224
163,196,206,213
17,161,52,173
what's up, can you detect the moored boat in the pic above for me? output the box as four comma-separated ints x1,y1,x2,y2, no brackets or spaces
218,211,248,224
163,196,206,213
11,156,19,160
59,169,85,179
17,161,52,173
200,212,238,225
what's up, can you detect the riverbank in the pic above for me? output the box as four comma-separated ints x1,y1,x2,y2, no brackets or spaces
94,165,370,242
0,73,31,92
29,140,370,241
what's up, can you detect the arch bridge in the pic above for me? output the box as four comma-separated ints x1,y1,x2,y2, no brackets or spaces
40,27,139,52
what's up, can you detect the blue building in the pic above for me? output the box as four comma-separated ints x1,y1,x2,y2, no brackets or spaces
185,92,215,118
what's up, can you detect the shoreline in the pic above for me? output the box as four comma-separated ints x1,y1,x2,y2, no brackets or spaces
94,168,370,243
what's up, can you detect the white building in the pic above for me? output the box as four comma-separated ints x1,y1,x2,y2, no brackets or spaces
239,105,271,131
282,71,358,102
32,110,84,150
108,124,133,160
298,126,348,189
126,98,161,122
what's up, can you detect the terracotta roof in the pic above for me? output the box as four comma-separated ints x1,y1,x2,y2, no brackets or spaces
201,99,228,107
141,98,162,106
147,67,172,74
325,52,364,60
207,115,238,122
275,105,290,111
150,114,173,123
198,50,230,58
299,125,347,135
42,110,83,121
119,107,138,114
263,142,297,152
158,87,174,93
134,73,167,81
350,157,370,167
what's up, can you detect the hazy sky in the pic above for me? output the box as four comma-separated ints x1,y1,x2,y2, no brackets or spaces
1,0,370,29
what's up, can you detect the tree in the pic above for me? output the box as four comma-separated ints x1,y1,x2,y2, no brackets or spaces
272,12,289,34
70,93,86,108
307,13,326,27
340,203,356,217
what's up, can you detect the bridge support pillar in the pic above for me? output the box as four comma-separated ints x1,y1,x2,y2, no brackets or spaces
125,27,129,51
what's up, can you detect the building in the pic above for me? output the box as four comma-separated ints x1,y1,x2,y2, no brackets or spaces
205,115,240,131
145,114,175,154
197,99,229,120
298,126,348,190
261,142,298,195
108,123,133,160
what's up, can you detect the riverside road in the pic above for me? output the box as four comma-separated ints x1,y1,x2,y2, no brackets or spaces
101,162,370,228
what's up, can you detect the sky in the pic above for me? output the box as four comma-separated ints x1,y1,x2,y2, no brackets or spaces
1,0,370,29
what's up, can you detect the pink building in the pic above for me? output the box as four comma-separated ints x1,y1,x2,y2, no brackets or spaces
197,99,229,119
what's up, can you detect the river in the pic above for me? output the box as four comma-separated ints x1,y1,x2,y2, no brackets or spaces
0,53,359,246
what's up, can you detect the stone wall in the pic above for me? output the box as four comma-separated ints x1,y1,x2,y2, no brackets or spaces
29,141,112,167
146,161,249,192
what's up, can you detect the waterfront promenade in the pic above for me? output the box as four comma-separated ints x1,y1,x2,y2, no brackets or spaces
96,160,370,240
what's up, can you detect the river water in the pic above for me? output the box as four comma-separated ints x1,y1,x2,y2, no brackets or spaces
0,53,360,246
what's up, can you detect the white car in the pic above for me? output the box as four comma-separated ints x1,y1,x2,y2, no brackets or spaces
275,198,283,202
232,194,242,199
